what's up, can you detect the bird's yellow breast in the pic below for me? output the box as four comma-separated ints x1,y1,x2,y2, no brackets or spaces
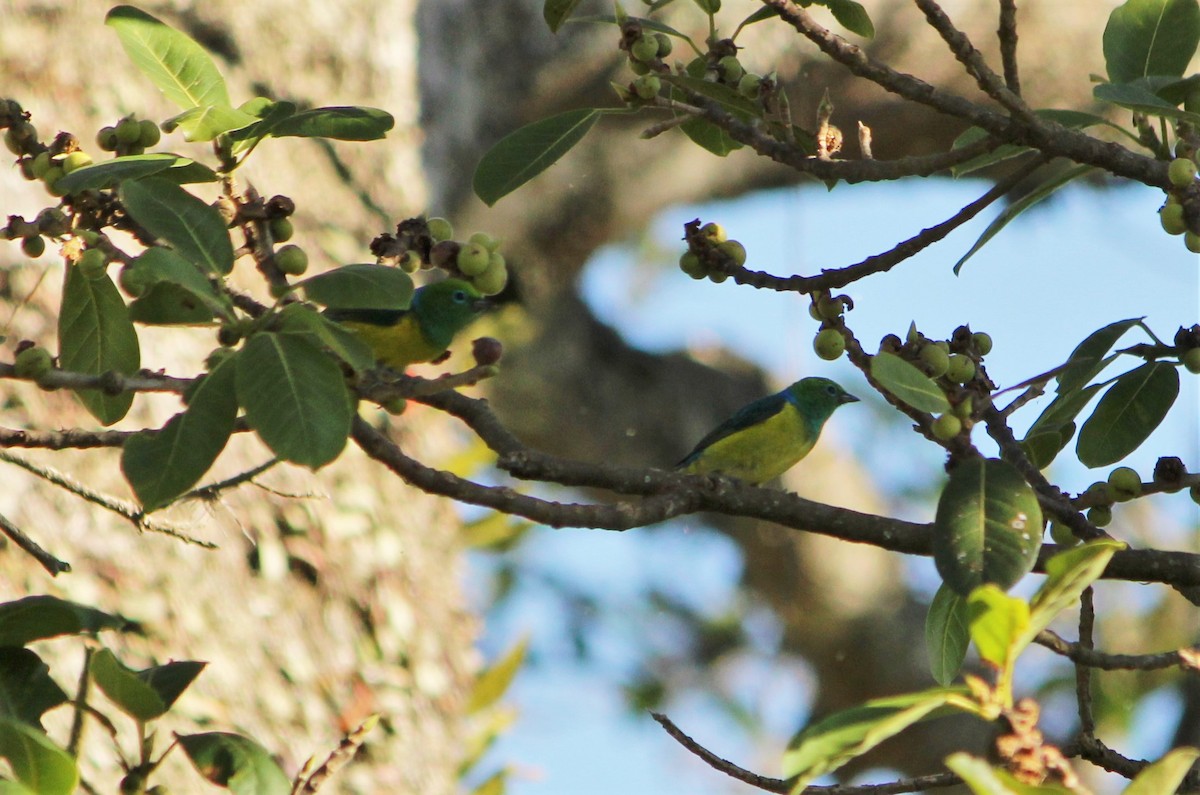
340,313,444,370
681,402,816,484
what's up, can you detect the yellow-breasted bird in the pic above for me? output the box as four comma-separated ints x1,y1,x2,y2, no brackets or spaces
676,377,859,484
324,278,489,370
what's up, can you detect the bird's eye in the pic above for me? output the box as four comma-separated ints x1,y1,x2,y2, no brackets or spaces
825,385,837,395
453,290,467,302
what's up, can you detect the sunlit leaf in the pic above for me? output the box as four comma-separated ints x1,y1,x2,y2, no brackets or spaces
54,154,217,193
0,719,78,795
1020,539,1125,652
106,5,229,109
967,585,1029,669
178,732,290,795
468,637,529,714
58,267,139,425
266,106,394,141
1124,747,1200,795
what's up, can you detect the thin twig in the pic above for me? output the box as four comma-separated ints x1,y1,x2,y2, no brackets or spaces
997,0,1021,94
0,511,70,574
184,459,280,502
1075,587,1097,737
1035,630,1190,671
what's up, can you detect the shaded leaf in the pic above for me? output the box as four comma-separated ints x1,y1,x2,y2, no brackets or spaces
663,75,761,117
0,648,67,727
925,584,970,685
163,103,259,142
1125,747,1200,795
54,154,217,193
679,117,744,157
783,688,964,790
967,585,1029,669
1093,79,1200,123
946,752,1076,794
276,304,376,374
950,110,1114,176
468,637,529,714
126,246,231,324
954,164,1095,274
544,0,585,32
933,458,1042,596
235,333,353,469
299,263,414,310
92,649,205,722
1056,318,1142,395
178,732,290,795
824,0,875,38
0,596,126,646
474,109,601,206
1077,362,1178,467
1103,0,1200,83
869,352,951,414
267,106,394,141
58,267,139,425
106,6,229,109
0,718,78,795
120,177,234,274
1020,384,1102,468
122,357,238,511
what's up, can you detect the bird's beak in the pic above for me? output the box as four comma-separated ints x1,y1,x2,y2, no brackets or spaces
471,297,493,313
840,392,861,404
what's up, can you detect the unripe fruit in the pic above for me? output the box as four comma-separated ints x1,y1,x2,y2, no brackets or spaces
953,395,974,419
931,413,962,440
813,328,845,360
972,332,993,356
427,217,454,242
13,346,53,379
1049,522,1078,547
815,293,843,320
41,165,64,190
1083,481,1112,504
30,151,51,179
36,207,67,235
946,354,975,383
469,231,500,251
1186,232,1200,254
118,265,151,297
699,222,726,242
737,73,762,99
97,126,118,151
708,270,729,284
1168,157,1198,187
1182,347,1200,374
399,250,423,273
139,119,161,147
1107,466,1142,501
204,346,237,371
717,239,747,267
654,33,673,58
275,244,308,276
61,151,92,174
457,242,490,276
77,248,108,280
1087,505,1112,528
382,397,408,415
474,255,509,295
919,344,950,377
631,36,660,63
679,251,706,279
268,217,294,243
718,55,744,83
115,117,142,145
20,235,45,258
632,75,661,100
629,60,651,76
1160,203,1187,235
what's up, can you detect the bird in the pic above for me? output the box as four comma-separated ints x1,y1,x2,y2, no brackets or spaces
324,278,489,370
675,377,859,484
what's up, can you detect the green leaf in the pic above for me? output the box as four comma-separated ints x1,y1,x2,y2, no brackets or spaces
1124,747,1200,795
1057,318,1143,395
679,118,744,157
178,732,290,795
950,110,1114,176
1019,539,1125,653
126,246,231,324
954,164,1095,274
0,649,67,727
122,357,238,511
58,267,140,425
276,304,376,374
566,14,696,46
92,649,205,722
0,718,78,795
299,263,414,310
966,585,1030,669
473,109,601,206
128,283,213,325
823,0,875,38
1077,361,1179,467
163,104,260,142
925,584,970,686
1020,384,1103,468
690,0,720,12
1103,0,1200,82
1093,80,1200,123
266,106,394,141
54,154,218,193
226,100,299,154
663,75,762,117
468,637,529,714
0,780,40,794
933,458,1043,596
105,5,230,109
544,0,585,32
945,752,1077,794
0,596,126,646
120,177,234,274
869,352,951,414
783,688,963,790
235,333,353,469
738,7,780,29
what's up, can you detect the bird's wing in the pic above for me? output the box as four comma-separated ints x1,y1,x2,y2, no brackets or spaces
322,307,410,326
676,392,788,467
